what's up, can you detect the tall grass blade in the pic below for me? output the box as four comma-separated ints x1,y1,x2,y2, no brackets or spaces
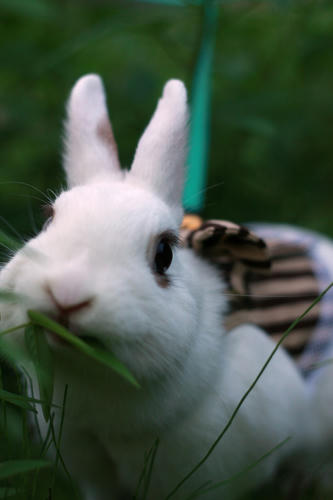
142,438,159,500
0,388,39,413
18,373,31,491
0,459,51,480
134,447,154,499
48,413,81,499
183,481,213,500
24,324,54,421
134,438,160,500
185,437,291,499
0,323,30,338
0,337,31,368
21,367,43,443
50,384,68,493
39,423,53,458
164,283,333,499
27,310,140,388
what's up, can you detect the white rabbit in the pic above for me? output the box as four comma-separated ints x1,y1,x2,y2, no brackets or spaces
0,75,325,500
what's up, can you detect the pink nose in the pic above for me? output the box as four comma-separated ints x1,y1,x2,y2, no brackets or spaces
45,285,93,316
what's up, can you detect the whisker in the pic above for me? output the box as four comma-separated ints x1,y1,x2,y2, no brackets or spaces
0,180,48,196
183,181,225,205
27,201,38,235
0,216,24,243
0,245,16,257
46,187,62,201
201,181,225,196
2,193,49,205
201,201,222,210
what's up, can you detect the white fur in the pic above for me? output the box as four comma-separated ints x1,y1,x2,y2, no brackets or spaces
130,79,188,224
0,76,322,499
64,74,122,187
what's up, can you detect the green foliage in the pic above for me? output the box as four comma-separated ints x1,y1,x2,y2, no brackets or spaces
0,388,39,413
0,459,51,481
0,288,139,498
28,310,140,387
24,325,54,420
1,0,333,239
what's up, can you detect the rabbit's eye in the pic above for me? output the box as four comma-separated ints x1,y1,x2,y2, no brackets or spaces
154,238,173,275
42,204,54,231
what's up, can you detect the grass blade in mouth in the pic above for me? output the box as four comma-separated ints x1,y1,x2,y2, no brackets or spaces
77,335,102,347
27,310,140,388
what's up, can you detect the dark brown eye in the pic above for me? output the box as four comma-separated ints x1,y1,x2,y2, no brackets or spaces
42,204,54,231
154,238,173,275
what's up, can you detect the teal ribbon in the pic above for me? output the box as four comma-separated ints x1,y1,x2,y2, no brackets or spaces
183,0,218,213
135,0,218,213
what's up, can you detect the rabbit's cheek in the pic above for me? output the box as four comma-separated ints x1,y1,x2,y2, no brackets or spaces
0,253,26,291
0,257,31,327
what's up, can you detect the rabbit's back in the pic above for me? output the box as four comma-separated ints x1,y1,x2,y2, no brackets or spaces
181,216,333,384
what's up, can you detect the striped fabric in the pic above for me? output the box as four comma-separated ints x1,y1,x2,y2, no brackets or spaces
180,216,333,381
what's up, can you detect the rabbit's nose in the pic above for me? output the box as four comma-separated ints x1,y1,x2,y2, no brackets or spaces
44,282,93,316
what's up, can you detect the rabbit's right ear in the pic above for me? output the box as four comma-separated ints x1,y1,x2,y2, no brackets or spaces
130,80,189,223
63,74,122,187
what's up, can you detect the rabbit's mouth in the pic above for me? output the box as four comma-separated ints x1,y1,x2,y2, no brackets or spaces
48,328,104,350
47,313,106,350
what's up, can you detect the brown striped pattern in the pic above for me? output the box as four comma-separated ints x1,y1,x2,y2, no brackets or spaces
180,217,322,363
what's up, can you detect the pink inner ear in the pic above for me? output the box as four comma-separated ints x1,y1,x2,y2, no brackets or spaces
96,116,120,159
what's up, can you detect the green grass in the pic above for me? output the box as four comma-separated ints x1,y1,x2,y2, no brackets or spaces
2,0,333,238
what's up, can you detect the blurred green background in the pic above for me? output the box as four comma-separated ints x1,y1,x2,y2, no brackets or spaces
1,0,333,242
1,2,333,497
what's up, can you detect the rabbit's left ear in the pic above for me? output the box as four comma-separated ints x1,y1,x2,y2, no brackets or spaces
64,74,122,187
130,80,189,222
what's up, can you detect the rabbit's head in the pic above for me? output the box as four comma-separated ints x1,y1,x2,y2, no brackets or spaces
0,75,225,382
